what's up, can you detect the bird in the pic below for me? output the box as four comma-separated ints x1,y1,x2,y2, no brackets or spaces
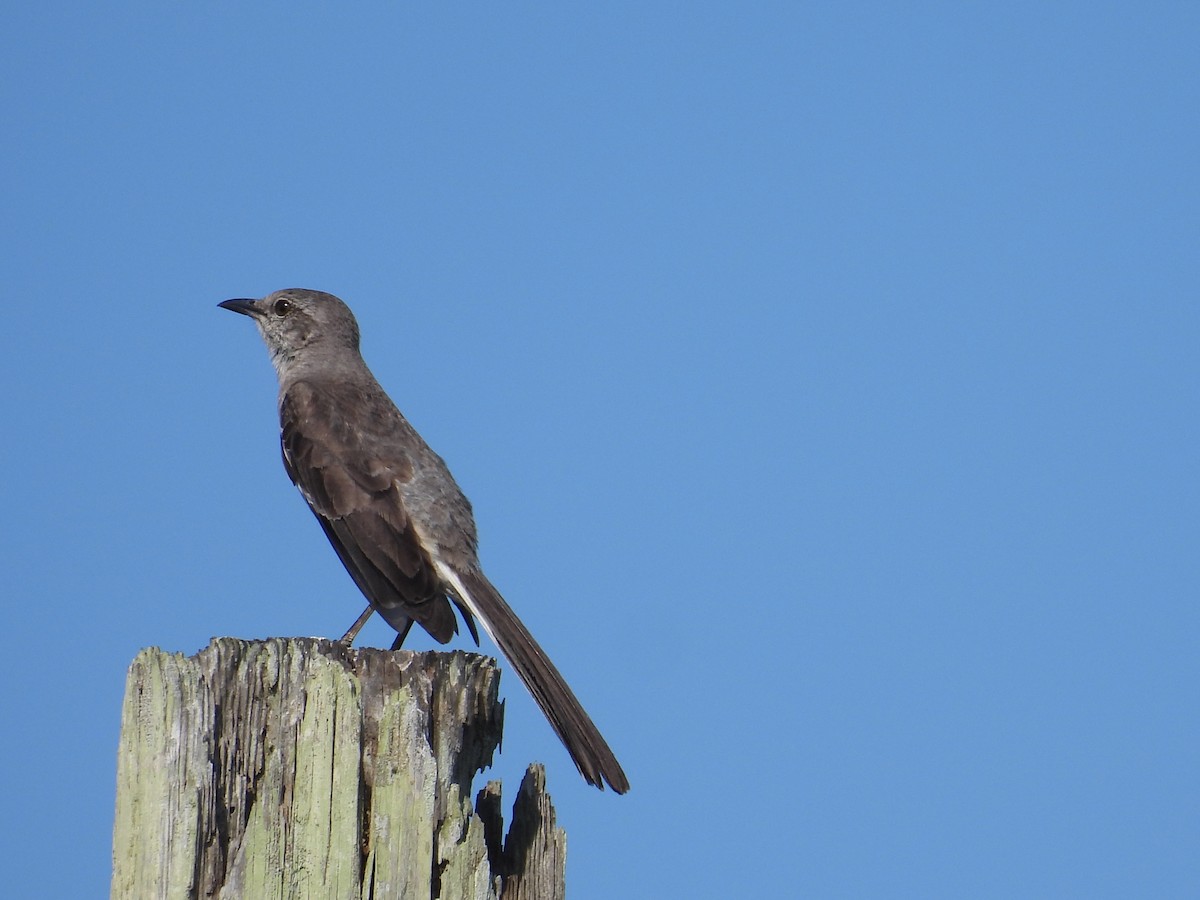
218,288,629,793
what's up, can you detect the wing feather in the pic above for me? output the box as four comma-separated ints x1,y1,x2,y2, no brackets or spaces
280,380,458,642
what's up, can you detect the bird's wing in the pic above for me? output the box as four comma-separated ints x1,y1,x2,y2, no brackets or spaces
279,379,458,642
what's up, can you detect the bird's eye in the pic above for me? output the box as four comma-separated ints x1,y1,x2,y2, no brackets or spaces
273,298,293,316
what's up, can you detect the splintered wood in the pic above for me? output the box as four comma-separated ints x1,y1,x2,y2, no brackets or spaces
111,638,565,900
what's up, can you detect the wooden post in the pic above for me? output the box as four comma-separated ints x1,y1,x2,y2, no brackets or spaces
111,638,566,900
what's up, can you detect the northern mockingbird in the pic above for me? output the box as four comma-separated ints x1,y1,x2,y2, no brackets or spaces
219,289,629,793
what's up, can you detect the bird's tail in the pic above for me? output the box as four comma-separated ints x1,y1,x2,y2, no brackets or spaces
435,562,630,793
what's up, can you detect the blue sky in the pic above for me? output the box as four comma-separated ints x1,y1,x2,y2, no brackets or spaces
2,4,1196,897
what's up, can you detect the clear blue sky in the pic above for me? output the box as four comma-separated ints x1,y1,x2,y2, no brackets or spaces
2,5,1196,897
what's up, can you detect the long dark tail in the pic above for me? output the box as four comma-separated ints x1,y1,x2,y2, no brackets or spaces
437,563,629,793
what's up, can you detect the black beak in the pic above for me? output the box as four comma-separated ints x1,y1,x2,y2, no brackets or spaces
219,298,259,317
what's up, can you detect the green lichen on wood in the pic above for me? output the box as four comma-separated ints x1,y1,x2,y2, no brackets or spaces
436,783,500,900
110,638,564,900
112,647,205,900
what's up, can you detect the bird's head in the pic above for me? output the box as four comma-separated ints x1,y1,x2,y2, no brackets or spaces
219,289,362,376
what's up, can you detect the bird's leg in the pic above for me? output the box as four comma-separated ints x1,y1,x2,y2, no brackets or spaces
389,619,416,651
339,604,375,645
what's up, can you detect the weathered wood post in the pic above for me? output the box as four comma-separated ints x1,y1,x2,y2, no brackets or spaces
111,638,565,900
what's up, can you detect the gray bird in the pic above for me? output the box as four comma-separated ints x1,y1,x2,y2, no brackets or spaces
219,289,629,793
